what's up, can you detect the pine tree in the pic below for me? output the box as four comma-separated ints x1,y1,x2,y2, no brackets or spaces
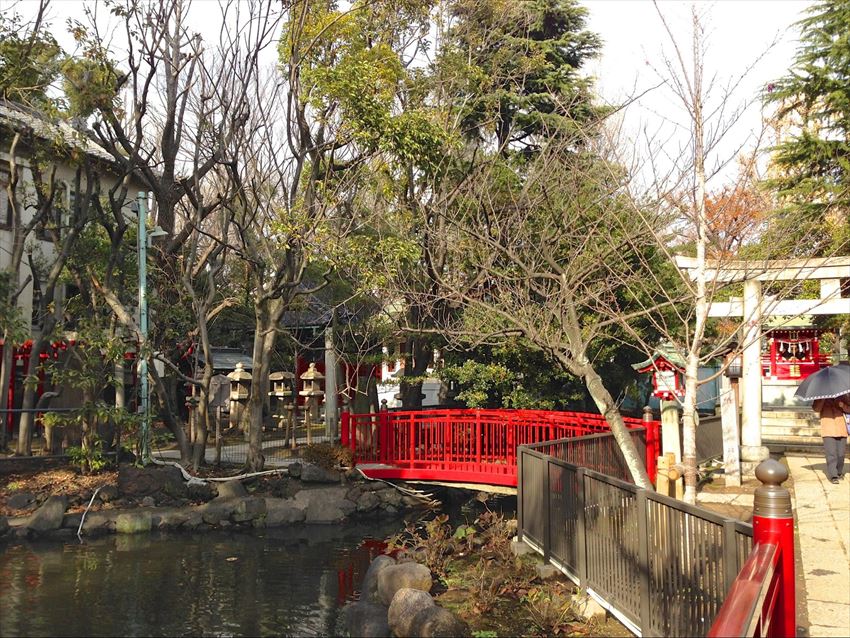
766,0,850,254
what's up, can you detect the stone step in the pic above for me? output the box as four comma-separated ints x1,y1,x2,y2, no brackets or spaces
762,435,823,452
762,410,819,423
762,424,822,437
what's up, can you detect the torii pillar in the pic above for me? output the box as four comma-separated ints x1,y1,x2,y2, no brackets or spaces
740,279,769,471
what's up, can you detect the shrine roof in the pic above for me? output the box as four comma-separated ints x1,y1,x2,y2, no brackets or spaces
631,342,687,372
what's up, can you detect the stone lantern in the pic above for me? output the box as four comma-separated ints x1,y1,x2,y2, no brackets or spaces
227,362,252,432
269,371,296,447
299,363,325,444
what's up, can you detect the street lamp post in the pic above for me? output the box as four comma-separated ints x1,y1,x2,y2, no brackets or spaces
134,192,168,463
137,191,151,463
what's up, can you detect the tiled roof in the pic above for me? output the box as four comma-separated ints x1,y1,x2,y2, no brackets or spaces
0,99,115,163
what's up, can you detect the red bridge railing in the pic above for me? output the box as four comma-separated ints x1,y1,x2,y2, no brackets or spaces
708,459,796,638
340,408,659,487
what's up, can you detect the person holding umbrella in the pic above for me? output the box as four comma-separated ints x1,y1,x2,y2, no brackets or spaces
812,395,848,484
797,362,850,484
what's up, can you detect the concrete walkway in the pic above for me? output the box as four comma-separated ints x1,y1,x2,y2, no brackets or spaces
786,454,850,638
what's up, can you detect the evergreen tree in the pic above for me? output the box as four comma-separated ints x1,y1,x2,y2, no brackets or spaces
766,0,850,254
438,0,602,152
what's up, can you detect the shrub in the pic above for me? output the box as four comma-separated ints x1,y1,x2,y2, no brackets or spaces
301,442,354,470
523,585,575,635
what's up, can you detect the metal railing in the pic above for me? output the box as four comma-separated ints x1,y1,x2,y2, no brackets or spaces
518,433,757,637
341,408,659,487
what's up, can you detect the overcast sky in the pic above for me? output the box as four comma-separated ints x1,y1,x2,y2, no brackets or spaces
6,0,813,190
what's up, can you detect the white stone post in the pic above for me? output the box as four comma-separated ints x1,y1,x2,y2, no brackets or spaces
324,326,338,440
719,374,741,486
741,279,768,471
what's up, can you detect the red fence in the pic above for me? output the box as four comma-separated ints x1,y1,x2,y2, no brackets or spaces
340,408,659,487
708,460,796,638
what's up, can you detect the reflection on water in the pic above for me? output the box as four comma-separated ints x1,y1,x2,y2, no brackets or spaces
0,521,403,637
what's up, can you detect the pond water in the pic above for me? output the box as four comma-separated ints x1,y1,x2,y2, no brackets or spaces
0,520,405,637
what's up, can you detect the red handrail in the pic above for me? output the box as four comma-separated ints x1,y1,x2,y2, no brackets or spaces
342,408,659,487
708,543,781,637
708,460,796,638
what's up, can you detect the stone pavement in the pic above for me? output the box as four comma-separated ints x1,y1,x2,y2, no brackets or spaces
785,454,850,638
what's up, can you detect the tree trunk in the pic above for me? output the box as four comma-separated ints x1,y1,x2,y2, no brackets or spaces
579,361,654,490
246,297,282,471
192,362,214,472
149,366,191,463
0,343,12,450
400,338,430,409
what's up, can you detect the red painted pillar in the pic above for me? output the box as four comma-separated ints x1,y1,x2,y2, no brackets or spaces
753,459,796,638
340,410,350,450
475,409,482,470
769,337,778,378
643,407,658,485
378,407,389,463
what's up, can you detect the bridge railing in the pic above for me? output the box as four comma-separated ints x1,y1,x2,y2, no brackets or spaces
519,437,757,636
340,408,658,487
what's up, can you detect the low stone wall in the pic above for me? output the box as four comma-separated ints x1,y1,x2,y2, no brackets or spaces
0,463,428,542
344,554,470,638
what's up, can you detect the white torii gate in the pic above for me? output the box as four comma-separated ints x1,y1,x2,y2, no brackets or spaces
675,256,850,471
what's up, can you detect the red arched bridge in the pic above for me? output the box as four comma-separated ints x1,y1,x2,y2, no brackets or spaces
340,408,660,487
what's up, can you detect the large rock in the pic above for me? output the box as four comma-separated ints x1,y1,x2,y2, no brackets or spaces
387,588,435,637
27,495,68,533
214,480,247,500
378,562,433,606
233,497,266,523
305,499,347,523
118,465,187,499
187,482,215,502
414,606,470,638
379,489,403,507
300,462,342,483
265,498,306,526
356,491,381,513
200,500,238,525
294,487,354,524
343,601,392,638
361,555,396,603
7,491,37,510
115,511,153,534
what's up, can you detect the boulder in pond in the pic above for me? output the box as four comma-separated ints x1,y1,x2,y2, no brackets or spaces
232,497,266,523
115,511,153,534
378,562,432,606
387,588,435,637
343,601,391,638
265,498,306,526
356,490,381,513
361,555,396,603
27,495,68,533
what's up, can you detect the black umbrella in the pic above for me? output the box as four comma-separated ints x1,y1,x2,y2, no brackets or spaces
794,363,850,401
